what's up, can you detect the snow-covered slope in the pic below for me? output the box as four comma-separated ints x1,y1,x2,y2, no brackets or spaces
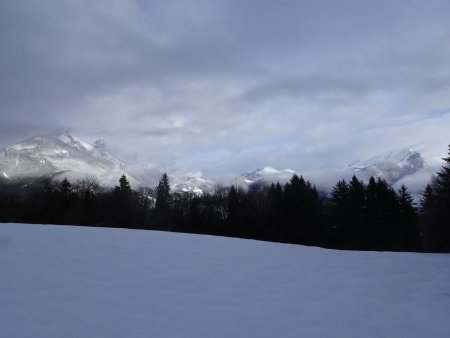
235,166,296,187
0,134,217,194
0,135,433,196
0,134,138,187
1,223,449,338
347,148,425,184
170,174,217,195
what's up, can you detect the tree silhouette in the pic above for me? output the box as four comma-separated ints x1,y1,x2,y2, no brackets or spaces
422,145,450,250
112,174,134,227
116,174,132,194
420,184,435,214
59,178,73,196
396,184,418,250
155,173,172,228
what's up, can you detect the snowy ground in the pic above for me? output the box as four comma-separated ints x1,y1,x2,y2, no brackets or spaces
0,223,449,338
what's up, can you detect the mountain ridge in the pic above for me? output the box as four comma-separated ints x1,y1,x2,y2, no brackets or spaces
0,134,429,195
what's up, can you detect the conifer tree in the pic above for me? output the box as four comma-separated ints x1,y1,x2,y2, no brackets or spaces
116,174,132,194
329,179,350,230
397,184,418,250
155,173,172,228
420,184,435,214
59,178,73,196
112,174,134,227
56,178,75,224
423,145,450,250
397,185,416,215
434,145,450,208
267,183,284,240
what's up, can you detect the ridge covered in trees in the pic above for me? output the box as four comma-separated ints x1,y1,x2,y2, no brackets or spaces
1,145,449,252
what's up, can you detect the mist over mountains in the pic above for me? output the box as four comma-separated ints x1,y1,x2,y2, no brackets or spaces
0,133,436,196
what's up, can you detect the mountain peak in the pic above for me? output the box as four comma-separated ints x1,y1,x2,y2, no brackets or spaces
348,147,425,184
237,166,297,187
0,134,136,187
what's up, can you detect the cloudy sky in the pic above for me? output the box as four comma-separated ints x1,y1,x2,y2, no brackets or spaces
1,0,449,181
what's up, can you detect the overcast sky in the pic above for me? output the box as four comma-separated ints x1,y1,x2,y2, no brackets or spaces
1,0,449,180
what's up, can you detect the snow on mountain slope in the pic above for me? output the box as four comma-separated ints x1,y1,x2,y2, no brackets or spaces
0,223,449,338
170,174,217,195
235,166,296,187
0,134,217,194
347,148,425,184
0,134,434,197
0,134,138,187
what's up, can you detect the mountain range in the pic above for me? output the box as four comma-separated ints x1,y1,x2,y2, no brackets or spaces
0,134,429,195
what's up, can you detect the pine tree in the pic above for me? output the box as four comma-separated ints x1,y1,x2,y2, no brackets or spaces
59,178,73,196
56,178,75,224
155,173,172,228
331,179,349,204
373,178,398,249
420,184,435,214
397,185,415,214
329,179,351,247
267,183,284,240
112,174,134,227
396,184,419,250
434,145,450,208
423,145,450,251
116,174,132,194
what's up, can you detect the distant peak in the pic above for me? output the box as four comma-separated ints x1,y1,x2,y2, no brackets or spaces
256,167,280,174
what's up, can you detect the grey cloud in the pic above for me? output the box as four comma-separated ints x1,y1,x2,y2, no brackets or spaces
0,0,449,182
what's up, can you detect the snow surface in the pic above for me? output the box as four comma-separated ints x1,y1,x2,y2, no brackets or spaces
0,223,449,338
236,166,297,187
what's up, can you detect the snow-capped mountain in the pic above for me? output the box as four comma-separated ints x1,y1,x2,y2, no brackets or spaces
347,148,425,185
235,167,297,187
0,134,217,195
170,174,217,195
0,134,138,187
0,134,430,197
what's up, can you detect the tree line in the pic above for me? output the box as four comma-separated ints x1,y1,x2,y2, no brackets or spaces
0,146,449,252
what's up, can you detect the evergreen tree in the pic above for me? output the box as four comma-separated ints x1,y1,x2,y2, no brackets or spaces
396,184,419,250
348,176,366,217
267,182,284,240
282,174,320,244
329,179,351,247
112,174,134,227
348,176,366,248
420,184,435,214
56,177,76,224
59,178,73,196
434,145,450,209
116,174,132,194
155,173,172,228
397,185,415,213
373,178,398,249
422,145,450,251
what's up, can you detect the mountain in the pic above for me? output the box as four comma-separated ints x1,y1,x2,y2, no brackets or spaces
0,134,429,196
347,148,425,185
0,134,217,195
235,167,297,188
0,134,138,187
170,174,217,195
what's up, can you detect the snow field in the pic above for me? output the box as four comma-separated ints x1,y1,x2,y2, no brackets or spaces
0,223,449,338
